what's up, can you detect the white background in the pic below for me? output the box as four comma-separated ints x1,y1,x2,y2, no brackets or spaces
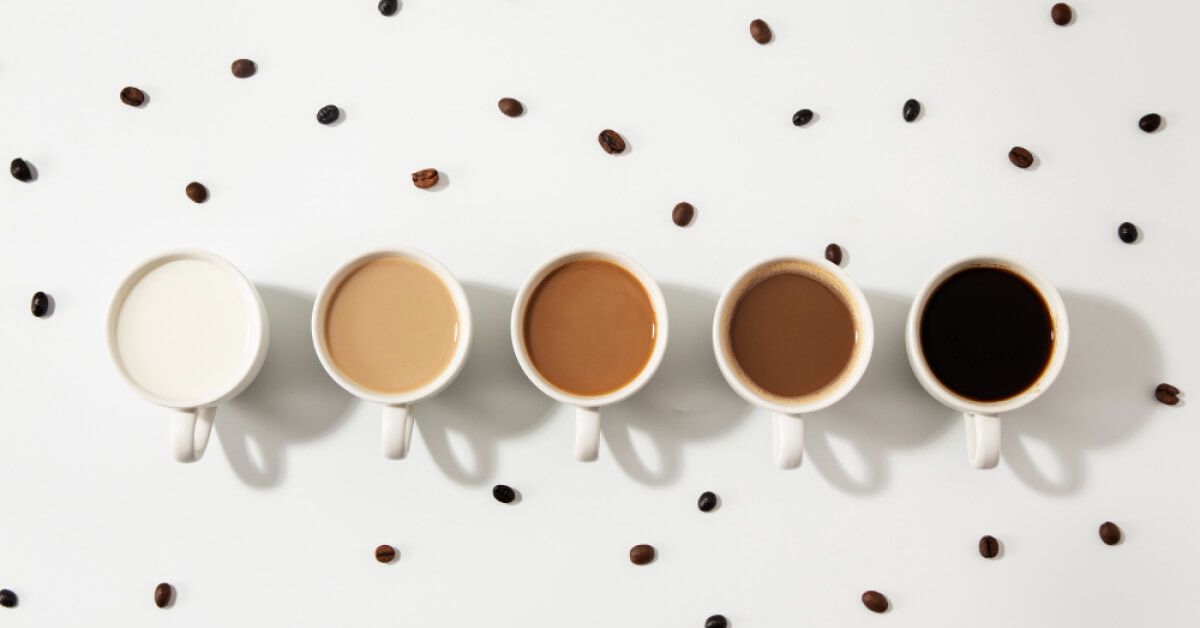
2,1,1198,625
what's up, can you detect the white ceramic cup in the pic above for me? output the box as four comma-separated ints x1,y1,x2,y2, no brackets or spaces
511,250,668,462
312,249,472,460
905,255,1069,469
712,256,874,469
106,249,269,463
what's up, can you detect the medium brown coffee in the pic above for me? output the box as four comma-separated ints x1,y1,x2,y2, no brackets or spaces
324,257,460,393
725,263,857,400
523,258,656,397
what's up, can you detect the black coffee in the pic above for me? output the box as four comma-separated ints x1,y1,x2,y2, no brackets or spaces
919,267,1054,402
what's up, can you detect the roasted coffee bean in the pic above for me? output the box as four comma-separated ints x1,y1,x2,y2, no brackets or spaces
979,535,999,558
1156,383,1181,406
1008,146,1034,169
231,58,257,78
376,544,397,563
1099,521,1122,545
316,105,340,125
792,108,813,126
749,19,772,44
10,158,32,182
185,181,208,203
154,583,172,608
412,168,439,189
31,291,49,318
705,615,728,628
598,129,626,154
697,491,718,512
498,97,524,117
379,0,399,16
825,243,843,266
672,202,695,227
1117,221,1138,243
0,589,16,608
120,86,146,107
629,544,655,565
492,484,516,503
902,98,921,122
861,590,888,613
1051,3,1072,26
1139,113,1162,133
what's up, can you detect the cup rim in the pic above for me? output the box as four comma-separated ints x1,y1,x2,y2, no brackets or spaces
510,249,669,408
904,254,1070,415
105,248,270,409
310,248,473,406
711,255,875,415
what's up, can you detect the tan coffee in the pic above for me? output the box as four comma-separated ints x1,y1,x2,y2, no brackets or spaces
324,257,460,393
523,258,656,397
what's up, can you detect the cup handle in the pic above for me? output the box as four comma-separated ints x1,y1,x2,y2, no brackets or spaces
171,406,215,463
382,404,413,460
964,413,1001,469
772,413,803,469
574,407,601,462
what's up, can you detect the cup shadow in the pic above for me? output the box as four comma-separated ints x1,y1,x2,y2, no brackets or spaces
217,286,354,488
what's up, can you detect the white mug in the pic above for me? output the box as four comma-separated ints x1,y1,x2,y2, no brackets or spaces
905,255,1069,469
712,256,874,469
312,249,472,460
106,249,270,463
511,250,668,462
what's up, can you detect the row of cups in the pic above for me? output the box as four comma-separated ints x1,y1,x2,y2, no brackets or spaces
105,248,1067,469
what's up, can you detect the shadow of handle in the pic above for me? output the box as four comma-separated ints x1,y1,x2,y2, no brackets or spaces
575,407,600,462
382,404,413,460
965,413,1001,469
773,413,803,469
172,406,215,463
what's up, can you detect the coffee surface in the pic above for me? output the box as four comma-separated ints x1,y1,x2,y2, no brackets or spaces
729,269,856,399
919,266,1053,402
325,257,460,393
523,258,656,397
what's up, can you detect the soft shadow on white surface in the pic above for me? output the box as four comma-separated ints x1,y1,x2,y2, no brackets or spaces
218,286,354,488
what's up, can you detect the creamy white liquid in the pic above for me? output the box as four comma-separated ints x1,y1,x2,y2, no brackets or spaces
115,259,251,403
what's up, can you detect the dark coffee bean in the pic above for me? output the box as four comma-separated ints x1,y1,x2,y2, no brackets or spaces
376,544,397,563
120,86,146,107
412,168,439,189
0,589,17,608
1156,387,1180,406
792,108,813,126
1139,113,1162,133
749,19,772,44
185,181,208,204
231,58,257,78
154,582,172,608
705,614,728,628
861,590,888,613
1099,521,1121,545
1008,146,1034,169
825,243,843,266
31,291,49,318
492,484,516,503
598,129,626,154
978,535,999,558
629,544,655,565
1117,221,1138,243
317,105,340,125
1051,3,1072,26
697,491,718,512
902,98,921,122
379,0,399,16
10,158,32,182
498,97,524,117
672,202,695,227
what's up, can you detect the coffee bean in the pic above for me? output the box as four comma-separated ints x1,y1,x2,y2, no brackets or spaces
902,98,921,122
0,589,17,608
154,583,172,608
231,58,257,78
120,86,146,107
978,535,999,558
1139,113,1162,133
705,614,728,628
792,108,813,127
1156,383,1181,406
376,544,397,563
1117,222,1138,244
185,182,208,204
379,0,399,16
1008,146,1034,169
1099,521,1121,545
412,168,439,189
598,129,626,154
316,105,340,125
1051,3,1072,26
492,484,516,503
629,544,655,565
672,202,695,227
31,291,49,318
10,158,32,182
861,590,888,613
825,243,843,266
498,97,524,117
749,19,772,44
697,491,718,512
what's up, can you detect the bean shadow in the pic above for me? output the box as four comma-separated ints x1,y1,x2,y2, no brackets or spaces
217,286,354,488
601,284,750,486
417,283,554,484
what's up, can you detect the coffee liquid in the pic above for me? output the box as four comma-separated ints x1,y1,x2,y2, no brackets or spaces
523,259,656,397
728,268,856,399
919,266,1053,402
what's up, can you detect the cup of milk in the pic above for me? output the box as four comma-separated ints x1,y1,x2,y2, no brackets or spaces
106,250,269,462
